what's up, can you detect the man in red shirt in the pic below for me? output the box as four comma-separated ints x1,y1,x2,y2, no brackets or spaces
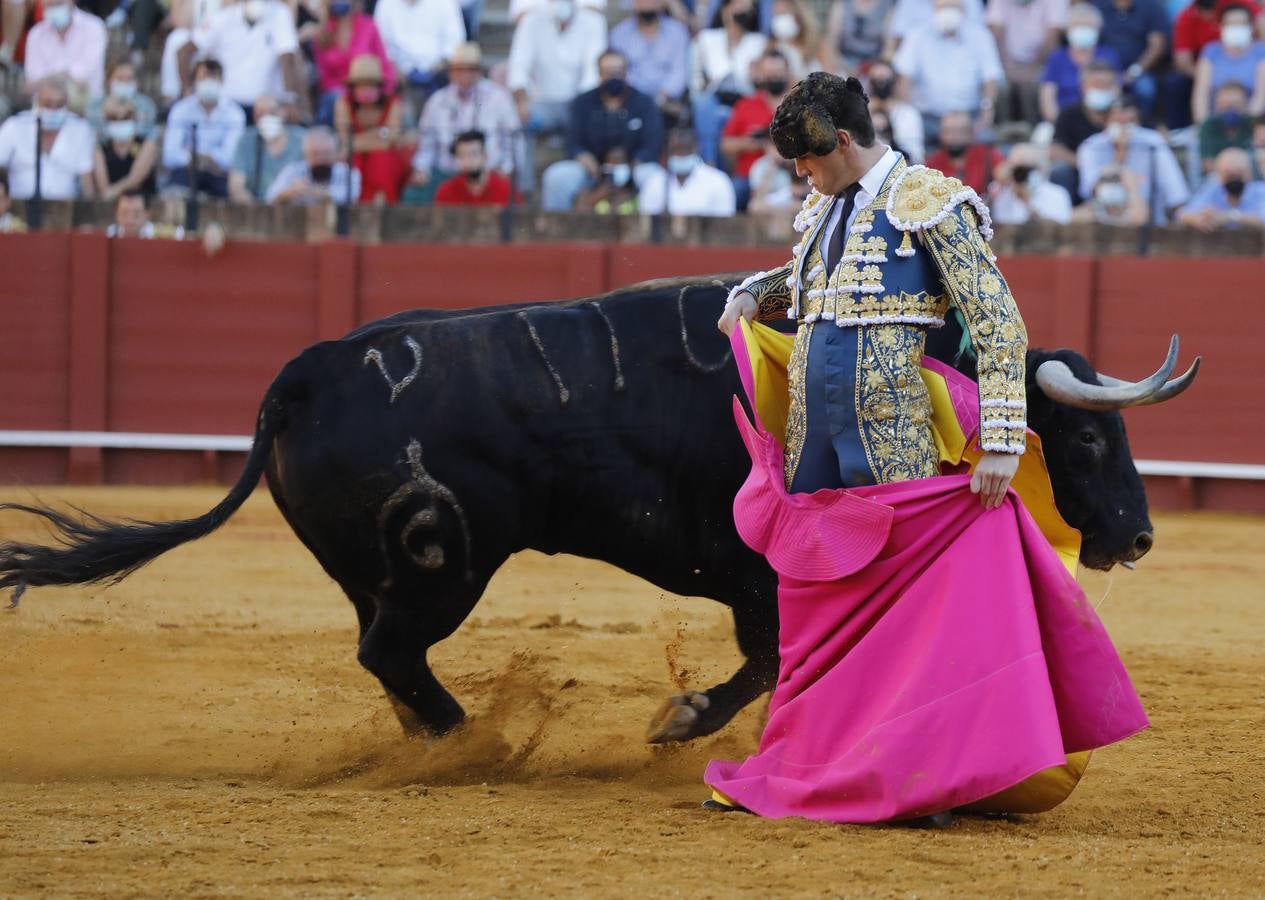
720,49,792,210
434,130,520,207
924,110,1004,195
1168,0,1264,128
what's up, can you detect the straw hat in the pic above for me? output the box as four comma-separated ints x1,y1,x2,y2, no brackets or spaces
347,54,385,84
447,42,482,69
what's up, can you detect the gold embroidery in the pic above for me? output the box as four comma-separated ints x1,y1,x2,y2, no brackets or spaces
889,170,968,227
919,204,1029,453
856,324,940,483
783,321,814,489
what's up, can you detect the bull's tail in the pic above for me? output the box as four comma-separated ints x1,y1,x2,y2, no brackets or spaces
0,359,303,605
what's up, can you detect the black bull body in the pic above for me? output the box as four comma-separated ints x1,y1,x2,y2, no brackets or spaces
0,277,1198,744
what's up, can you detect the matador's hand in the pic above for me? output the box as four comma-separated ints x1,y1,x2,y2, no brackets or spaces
971,451,1020,509
718,291,757,335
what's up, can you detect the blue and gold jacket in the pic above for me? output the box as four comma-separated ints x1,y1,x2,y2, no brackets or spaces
731,159,1028,485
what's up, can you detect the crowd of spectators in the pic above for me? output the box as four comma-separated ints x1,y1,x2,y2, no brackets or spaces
0,0,1264,233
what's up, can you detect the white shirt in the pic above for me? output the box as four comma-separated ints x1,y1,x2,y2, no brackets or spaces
162,94,247,171
507,7,606,104
374,0,465,75
1076,127,1191,224
688,29,768,95
817,146,902,256
893,22,1004,115
638,161,737,216
0,111,95,199
991,178,1073,225
23,9,107,96
194,1,299,106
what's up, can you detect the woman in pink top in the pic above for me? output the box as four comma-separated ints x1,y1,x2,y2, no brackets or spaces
313,0,396,125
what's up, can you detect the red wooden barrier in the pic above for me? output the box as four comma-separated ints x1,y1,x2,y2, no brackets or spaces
0,232,1256,512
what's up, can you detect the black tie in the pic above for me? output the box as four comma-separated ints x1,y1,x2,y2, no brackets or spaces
825,184,861,276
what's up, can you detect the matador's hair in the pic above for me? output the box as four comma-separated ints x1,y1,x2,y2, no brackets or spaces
770,72,876,160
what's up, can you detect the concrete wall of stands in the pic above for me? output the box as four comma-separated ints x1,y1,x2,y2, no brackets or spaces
0,231,1257,513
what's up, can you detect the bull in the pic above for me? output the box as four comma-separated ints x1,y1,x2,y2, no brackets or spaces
0,277,1199,745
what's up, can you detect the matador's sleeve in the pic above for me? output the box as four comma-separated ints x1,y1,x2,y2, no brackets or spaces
888,167,1028,454
727,264,796,324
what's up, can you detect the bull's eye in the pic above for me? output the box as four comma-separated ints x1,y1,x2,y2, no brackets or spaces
1079,430,1098,446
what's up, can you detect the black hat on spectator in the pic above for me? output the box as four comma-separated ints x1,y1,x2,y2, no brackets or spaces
770,72,874,160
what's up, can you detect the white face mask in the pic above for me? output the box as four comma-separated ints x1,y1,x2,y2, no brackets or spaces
933,6,964,33
257,114,285,141
110,80,137,99
243,0,265,19
1222,23,1253,50
551,0,574,21
667,154,699,177
1084,87,1117,111
771,12,799,39
44,3,72,28
1067,25,1099,49
195,78,222,104
1095,181,1127,207
36,105,68,129
106,120,137,142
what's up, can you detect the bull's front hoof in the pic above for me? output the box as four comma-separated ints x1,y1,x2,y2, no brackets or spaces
645,691,711,743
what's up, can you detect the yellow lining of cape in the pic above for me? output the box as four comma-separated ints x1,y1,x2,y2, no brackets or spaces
737,319,1090,814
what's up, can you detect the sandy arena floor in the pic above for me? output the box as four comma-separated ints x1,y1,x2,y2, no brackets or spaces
1,487,1263,898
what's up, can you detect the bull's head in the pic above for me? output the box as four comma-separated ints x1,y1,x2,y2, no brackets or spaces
1027,336,1201,571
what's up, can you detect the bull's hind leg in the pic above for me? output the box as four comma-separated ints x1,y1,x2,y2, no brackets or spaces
646,598,779,743
355,578,490,737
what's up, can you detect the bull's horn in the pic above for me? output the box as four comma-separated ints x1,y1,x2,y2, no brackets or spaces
1096,356,1201,406
1035,335,1181,411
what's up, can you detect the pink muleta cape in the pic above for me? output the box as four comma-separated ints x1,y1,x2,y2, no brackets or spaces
703,321,1149,822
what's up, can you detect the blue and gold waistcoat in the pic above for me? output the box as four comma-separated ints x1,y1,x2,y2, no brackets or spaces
731,159,1029,489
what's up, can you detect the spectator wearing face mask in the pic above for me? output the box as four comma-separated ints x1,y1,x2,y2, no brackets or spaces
1087,0,1168,123
865,59,925,162
333,54,408,203
1199,81,1256,168
1192,5,1265,122
1050,60,1119,200
886,0,985,53
86,60,158,141
893,0,1004,139
22,0,106,100
0,176,27,232
372,0,464,97
574,145,640,213
990,142,1074,224
1170,0,1264,130
1038,3,1120,122
434,129,520,206
986,0,1068,125
766,0,818,80
689,0,768,166
925,110,1004,194
747,139,796,213
267,126,362,204
162,58,246,198
507,0,606,135
721,50,791,210
1076,95,1191,221
410,43,519,202
93,95,158,200
822,0,896,75
609,0,691,107
229,95,306,203
1177,145,1265,226
541,49,663,211
313,0,396,127
1072,164,1149,223
0,77,96,200
638,127,737,216
181,0,304,120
